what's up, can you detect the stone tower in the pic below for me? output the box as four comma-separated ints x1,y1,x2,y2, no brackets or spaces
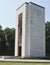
15,2,45,58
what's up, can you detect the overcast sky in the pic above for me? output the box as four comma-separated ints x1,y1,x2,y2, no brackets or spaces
0,0,50,29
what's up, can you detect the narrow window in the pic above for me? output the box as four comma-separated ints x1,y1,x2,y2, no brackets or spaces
18,13,22,56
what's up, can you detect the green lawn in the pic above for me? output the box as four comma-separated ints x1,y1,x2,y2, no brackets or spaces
0,62,50,65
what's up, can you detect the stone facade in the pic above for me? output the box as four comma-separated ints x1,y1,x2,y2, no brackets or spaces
15,2,45,57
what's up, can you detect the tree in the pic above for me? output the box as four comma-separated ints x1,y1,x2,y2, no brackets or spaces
0,25,6,55
4,28,15,55
0,26,15,55
45,21,50,57
0,25,2,30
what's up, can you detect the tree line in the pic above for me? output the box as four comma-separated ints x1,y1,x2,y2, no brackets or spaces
45,21,50,57
0,21,50,57
0,26,15,55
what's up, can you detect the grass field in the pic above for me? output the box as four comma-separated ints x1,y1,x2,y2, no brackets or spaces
0,62,50,65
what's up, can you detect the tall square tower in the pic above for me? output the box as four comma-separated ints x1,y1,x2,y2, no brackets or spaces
15,2,45,57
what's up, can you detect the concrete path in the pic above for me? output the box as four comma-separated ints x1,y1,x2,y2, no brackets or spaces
0,59,50,63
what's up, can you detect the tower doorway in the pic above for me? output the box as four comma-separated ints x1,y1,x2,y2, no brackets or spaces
18,46,21,56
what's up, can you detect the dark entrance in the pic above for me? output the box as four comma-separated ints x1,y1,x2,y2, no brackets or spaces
18,46,21,56
18,13,22,56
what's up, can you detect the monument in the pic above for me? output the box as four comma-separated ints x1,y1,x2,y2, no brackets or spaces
15,2,45,58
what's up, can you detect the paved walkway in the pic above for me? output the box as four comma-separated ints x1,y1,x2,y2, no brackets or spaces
0,59,50,63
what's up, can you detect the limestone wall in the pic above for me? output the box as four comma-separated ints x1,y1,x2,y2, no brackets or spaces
29,3,45,57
